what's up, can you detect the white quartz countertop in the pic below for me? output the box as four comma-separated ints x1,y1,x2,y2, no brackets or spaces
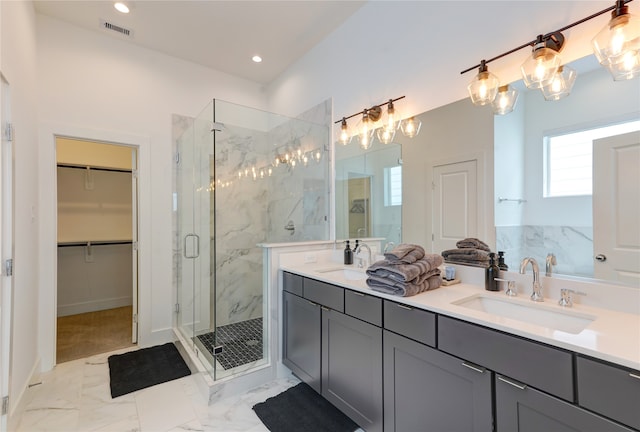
280,262,640,371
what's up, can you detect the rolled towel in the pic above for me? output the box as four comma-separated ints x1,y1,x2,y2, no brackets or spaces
384,243,425,264
367,254,443,284
456,238,491,252
366,273,442,297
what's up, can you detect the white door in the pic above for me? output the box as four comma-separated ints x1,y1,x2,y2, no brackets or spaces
0,72,13,430
593,131,640,285
432,160,478,254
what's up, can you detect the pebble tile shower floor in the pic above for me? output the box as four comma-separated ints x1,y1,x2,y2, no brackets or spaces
197,317,263,370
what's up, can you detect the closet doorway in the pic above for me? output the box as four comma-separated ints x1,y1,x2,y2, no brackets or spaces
55,137,138,363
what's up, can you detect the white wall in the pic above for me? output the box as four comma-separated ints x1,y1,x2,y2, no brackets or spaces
36,14,268,370
0,0,40,417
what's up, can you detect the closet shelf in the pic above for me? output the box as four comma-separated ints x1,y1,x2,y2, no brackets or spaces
57,240,133,247
57,163,132,173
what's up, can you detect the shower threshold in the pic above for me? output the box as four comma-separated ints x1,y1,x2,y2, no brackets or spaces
196,317,263,370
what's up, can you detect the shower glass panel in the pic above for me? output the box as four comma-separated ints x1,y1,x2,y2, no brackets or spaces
176,99,330,381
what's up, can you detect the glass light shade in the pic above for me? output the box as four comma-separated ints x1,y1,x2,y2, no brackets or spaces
592,12,640,81
468,70,499,106
376,126,396,145
400,117,422,138
358,113,375,150
491,85,519,115
541,65,577,101
336,118,352,145
521,46,563,89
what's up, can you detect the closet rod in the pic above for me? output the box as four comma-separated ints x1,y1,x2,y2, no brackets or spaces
57,163,132,173
57,240,133,248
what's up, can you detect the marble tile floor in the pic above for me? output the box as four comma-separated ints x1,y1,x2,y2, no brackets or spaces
13,346,304,432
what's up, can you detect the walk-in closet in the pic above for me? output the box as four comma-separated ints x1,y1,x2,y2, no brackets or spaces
56,137,138,363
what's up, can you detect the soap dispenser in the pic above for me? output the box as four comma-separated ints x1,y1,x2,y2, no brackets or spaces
344,241,353,265
485,253,500,291
497,251,509,270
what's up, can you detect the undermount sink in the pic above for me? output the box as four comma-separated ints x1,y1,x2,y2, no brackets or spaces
452,294,596,334
315,267,368,281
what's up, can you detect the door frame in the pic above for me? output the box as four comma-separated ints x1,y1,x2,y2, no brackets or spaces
38,123,150,370
0,71,14,430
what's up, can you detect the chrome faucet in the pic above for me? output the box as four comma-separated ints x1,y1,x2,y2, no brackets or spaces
545,253,557,277
354,242,372,269
519,257,544,302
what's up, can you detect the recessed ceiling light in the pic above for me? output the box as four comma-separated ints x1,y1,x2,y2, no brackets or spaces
114,2,130,14
252,55,263,63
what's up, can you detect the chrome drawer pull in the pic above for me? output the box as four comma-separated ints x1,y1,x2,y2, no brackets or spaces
498,376,527,390
352,291,366,297
397,304,413,311
630,373,640,380
307,300,319,307
461,362,485,374
320,306,331,312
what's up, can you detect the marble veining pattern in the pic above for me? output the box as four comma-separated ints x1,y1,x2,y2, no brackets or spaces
496,225,594,277
13,347,311,432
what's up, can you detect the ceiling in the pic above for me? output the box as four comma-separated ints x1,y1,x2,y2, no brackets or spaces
33,0,365,84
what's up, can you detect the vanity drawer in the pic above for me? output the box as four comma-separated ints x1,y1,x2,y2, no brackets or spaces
345,290,382,327
576,356,640,430
282,271,303,296
383,300,436,347
438,316,574,401
303,278,344,312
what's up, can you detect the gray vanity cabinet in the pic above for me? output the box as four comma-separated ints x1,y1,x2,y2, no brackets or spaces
495,374,635,432
282,291,321,392
322,308,383,432
383,330,493,432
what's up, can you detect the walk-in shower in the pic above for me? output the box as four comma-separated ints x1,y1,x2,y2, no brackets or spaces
174,99,330,381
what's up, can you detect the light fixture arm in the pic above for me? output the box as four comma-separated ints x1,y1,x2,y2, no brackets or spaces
460,0,634,75
334,95,405,124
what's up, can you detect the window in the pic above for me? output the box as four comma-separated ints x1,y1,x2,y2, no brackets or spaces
544,120,640,198
384,165,402,206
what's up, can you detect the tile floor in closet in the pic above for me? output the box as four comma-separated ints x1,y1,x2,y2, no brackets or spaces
14,346,301,432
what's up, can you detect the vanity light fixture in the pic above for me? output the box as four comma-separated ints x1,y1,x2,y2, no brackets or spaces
520,33,565,89
541,65,577,101
334,96,421,147
592,0,640,80
468,60,500,106
491,85,519,115
461,0,636,114
114,2,130,14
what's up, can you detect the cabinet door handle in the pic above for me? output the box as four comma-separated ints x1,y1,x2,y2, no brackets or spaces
397,304,413,311
307,300,319,307
351,291,366,297
498,376,527,390
461,362,485,374
630,373,640,380
320,306,331,312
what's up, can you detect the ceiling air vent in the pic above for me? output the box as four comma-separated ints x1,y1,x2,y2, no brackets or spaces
100,20,133,37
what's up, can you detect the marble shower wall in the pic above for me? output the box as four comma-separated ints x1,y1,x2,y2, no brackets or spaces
173,99,331,329
496,225,594,278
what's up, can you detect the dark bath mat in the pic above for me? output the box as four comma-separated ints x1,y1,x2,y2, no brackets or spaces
108,342,191,398
252,382,359,432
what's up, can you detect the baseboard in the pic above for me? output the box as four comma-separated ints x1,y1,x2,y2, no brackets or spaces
8,356,41,430
57,296,132,317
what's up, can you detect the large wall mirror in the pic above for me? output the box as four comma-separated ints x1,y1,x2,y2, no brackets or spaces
494,55,639,287
335,141,402,247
